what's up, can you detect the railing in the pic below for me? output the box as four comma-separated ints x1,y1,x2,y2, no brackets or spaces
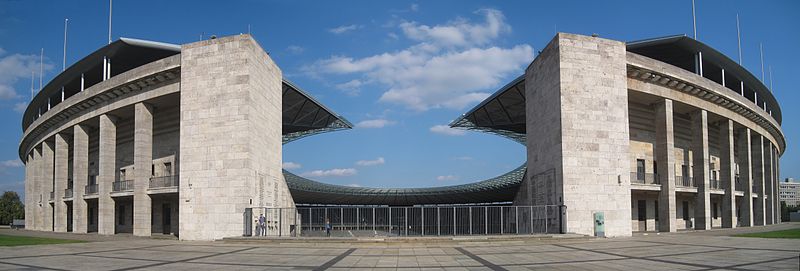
64,188,73,198
149,175,179,189
244,205,566,237
112,180,134,192
85,184,98,195
735,177,744,191
49,192,54,201
676,176,694,187
709,179,722,189
630,172,659,185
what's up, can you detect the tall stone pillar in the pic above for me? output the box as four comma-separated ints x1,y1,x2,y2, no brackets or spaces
24,152,33,230
764,141,774,224
133,102,153,236
719,120,736,228
774,146,781,223
54,133,69,232
98,114,117,235
179,34,295,240
41,140,55,231
32,147,42,230
691,110,711,230
73,124,90,233
655,100,677,232
751,134,765,226
523,33,631,237
738,128,753,227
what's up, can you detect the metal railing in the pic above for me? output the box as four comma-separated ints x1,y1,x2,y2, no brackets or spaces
709,179,722,189
112,180,134,192
85,184,98,195
244,205,566,237
149,175,179,189
64,188,73,198
676,176,694,187
630,172,659,184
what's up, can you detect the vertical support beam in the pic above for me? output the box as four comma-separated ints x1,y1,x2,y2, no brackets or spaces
32,147,42,230
737,128,753,226
41,140,55,231
751,134,765,226
655,99,677,232
98,114,117,235
719,119,736,228
774,146,781,223
24,152,33,230
73,124,89,233
54,133,69,232
133,102,153,236
764,141,774,224
691,110,711,230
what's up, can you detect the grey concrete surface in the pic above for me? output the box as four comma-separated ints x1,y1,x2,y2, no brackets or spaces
0,223,797,270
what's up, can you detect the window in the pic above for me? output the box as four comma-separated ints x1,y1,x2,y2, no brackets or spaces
636,159,645,181
654,201,659,220
164,162,172,176
682,201,689,220
653,161,658,175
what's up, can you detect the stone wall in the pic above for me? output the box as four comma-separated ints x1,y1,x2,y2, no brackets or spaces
179,34,291,241
524,33,632,237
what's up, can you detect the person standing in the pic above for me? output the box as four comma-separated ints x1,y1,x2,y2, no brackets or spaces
259,214,266,236
325,218,331,237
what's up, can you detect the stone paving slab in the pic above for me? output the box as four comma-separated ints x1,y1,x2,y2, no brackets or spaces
0,224,798,270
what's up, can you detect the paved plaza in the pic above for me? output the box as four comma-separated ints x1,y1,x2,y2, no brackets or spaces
0,224,798,270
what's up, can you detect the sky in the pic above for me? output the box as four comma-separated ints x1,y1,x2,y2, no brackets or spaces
0,0,798,199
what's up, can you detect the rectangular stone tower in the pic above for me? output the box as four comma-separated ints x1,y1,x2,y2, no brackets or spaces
523,33,632,237
179,35,294,240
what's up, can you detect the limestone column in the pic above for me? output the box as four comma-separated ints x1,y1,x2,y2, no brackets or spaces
690,110,711,230
719,120,736,228
133,102,153,236
72,124,89,233
98,114,117,235
24,153,33,230
751,134,765,226
32,147,42,230
764,141,774,224
737,128,753,227
41,140,55,231
774,146,781,223
655,99,677,232
54,133,69,232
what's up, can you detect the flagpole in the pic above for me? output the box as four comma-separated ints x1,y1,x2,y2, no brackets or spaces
39,48,43,91
759,43,765,81
108,0,113,44
63,18,68,71
736,14,742,65
692,0,697,39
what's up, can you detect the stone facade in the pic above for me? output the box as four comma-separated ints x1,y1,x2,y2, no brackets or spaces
179,35,294,241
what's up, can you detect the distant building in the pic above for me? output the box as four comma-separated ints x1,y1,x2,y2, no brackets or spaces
779,178,799,207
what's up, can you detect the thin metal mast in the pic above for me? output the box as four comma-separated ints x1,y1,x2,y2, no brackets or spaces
63,18,68,71
31,70,35,100
39,48,43,91
692,0,697,39
768,66,773,92
108,0,113,44
759,43,764,81
736,14,742,65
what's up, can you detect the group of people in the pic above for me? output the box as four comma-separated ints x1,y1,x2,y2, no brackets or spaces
255,214,267,236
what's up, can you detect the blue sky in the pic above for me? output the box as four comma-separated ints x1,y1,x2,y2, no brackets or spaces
0,0,798,197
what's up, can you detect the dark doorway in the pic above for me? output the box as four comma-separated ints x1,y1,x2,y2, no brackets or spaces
66,202,73,232
162,204,171,234
637,200,647,231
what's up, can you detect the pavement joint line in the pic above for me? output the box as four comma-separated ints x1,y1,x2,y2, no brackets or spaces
553,243,724,270
639,239,800,253
110,246,258,271
313,248,357,271
0,244,175,260
718,255,800,270
0,259,71,271
454,247,508,271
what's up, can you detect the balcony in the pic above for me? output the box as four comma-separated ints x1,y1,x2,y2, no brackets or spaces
112,180,134,192
676,176,694,187
85,184,98,195
64,188,73,198
149,175,179,189
630,172,660,185
710,179,722,189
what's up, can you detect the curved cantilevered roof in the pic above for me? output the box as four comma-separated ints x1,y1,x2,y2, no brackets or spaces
282,80,352,143
627,35,782,124
22,38,182,132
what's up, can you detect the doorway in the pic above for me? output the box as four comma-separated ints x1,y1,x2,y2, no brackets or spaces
162,203,171,234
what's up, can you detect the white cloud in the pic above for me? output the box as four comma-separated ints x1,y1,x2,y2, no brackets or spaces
345,183,362,187
286,45,305,54
306,9,532,111
335,79,363,96
300,168,357,178
329,24,363,34
436,175,458,181
355,157,385,166
410,3,419,12
13,102,26,113
356,119,395,129
0,49,53,101
430,125,465,136
0,160,23,168
453,156,473,161
282,162,302,170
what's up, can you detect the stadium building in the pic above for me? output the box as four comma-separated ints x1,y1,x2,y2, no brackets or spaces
21,33,784,240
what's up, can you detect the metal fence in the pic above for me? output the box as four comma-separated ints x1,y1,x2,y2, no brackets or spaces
244,205,565,237
150,175,179,189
